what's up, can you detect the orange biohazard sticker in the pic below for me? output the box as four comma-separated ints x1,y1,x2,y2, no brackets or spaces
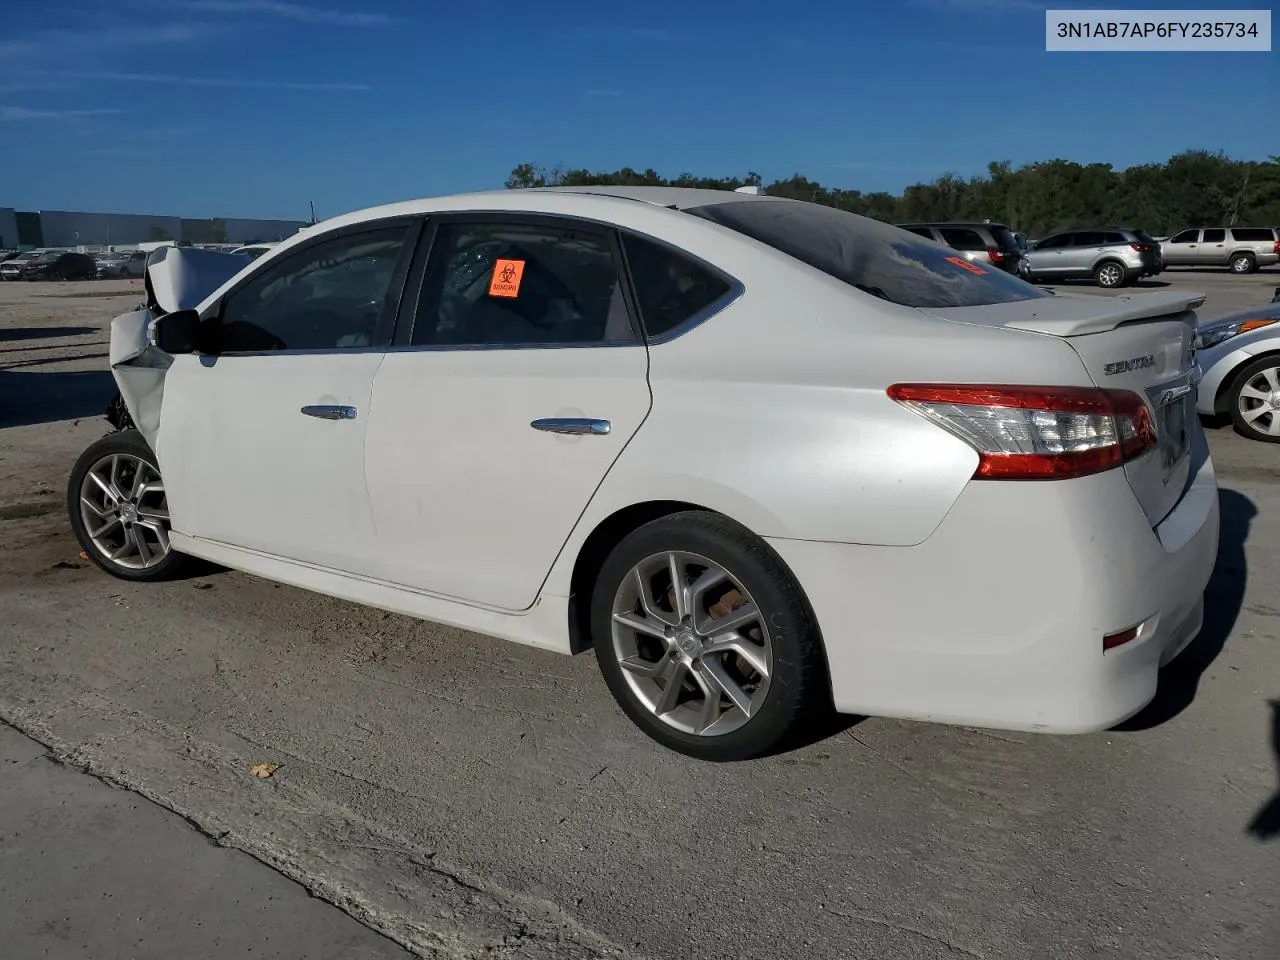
488,259,525,298
945,256,987,276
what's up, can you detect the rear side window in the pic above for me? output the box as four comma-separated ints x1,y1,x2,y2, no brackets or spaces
687,199,1048,308
1231,228,1274,242
1202,228,1226,243
1104,232,1128,244
621,233,732,339
938,228,986,251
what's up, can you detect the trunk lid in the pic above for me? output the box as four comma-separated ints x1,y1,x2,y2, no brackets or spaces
920,290,1203,526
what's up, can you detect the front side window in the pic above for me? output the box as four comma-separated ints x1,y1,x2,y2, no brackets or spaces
411,221,635,347
1169,229,1198,244
621,233,732,339
689,200,1048,308
218,227,408,353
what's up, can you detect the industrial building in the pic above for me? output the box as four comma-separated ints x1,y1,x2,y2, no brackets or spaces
0,206,308,250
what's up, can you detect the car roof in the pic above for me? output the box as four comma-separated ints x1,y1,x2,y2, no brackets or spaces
530,185,777,209
897,221,1010,229
306,186,780,237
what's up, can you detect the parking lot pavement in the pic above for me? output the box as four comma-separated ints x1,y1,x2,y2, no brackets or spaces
1,273,1278,960
0,723,411,960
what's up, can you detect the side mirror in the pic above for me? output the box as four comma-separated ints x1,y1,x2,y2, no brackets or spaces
150,309,201,354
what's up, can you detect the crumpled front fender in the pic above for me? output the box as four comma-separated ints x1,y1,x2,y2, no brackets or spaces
109,307,171,449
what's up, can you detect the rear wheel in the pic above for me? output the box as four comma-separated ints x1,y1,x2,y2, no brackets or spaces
1230,252,1257,275
590,511,827,761
1094,261,1126,288
1228,357,1280,442
67,430,192,580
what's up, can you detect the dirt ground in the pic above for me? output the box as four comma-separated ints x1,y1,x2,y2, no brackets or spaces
1,271,1278,960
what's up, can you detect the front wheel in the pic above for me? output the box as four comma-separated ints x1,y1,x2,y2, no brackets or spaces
67,429,192,580
1228,357,1280,442
590,511,827,761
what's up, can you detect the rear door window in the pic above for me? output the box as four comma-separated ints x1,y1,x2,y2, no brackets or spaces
411,220,637,347
1073,232,1106,247
1202,228,1226,243
687,199,1048,308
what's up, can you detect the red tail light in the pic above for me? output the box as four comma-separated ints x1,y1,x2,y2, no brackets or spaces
886,384,1157,481
987,248,1006,264
1273,239,1280,256
1131,243,1152,253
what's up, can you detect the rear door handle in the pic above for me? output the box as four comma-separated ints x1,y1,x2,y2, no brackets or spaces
531,417,611,436
301,405,357,420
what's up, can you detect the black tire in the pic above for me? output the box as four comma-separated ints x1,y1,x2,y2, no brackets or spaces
1093,260,1127,288
67,429,193,581
1227,356,1280,443
1230,252,1257,275
590,511,828,761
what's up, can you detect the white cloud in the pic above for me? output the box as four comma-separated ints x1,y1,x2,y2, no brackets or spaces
55,71,370,91
0,107,124,121
0,22,216,59
144,0,392,26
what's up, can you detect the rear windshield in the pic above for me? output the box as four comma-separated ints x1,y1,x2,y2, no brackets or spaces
1132,230,1157,243
687,200,1048,308
988,225,1020,251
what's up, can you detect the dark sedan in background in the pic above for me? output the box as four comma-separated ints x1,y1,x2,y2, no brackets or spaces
21,251,97,281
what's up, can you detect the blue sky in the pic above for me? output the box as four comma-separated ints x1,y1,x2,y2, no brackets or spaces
0,0,1274,220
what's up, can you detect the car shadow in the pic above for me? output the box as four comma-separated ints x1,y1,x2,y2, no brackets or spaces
1248,700,1280,841
1116,488,1254,731
0,325,98,343
0,368,117,428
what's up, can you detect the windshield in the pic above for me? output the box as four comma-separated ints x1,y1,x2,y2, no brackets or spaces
687,200,1049,308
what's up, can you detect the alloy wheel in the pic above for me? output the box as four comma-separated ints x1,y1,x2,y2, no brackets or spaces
610,551,772,737
1232,256,1253,274
1097,264,1123,287
1236,365,1280,438
78,453,171,569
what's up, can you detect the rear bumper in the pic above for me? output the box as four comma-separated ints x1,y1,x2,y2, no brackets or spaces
768,431,1220,734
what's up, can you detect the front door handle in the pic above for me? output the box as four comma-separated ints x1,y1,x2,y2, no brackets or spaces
301,405,357,420
531,417,611,436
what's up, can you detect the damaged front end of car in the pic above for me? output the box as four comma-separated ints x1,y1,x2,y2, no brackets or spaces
104,247,249,442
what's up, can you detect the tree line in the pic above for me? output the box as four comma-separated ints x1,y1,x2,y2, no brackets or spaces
506,151,1280,238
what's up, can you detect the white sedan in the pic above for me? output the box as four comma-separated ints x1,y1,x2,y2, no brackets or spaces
68,187,1220,760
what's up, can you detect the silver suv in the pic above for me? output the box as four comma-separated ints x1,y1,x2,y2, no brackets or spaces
1022,227,1162,288
1159,226,1279,274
